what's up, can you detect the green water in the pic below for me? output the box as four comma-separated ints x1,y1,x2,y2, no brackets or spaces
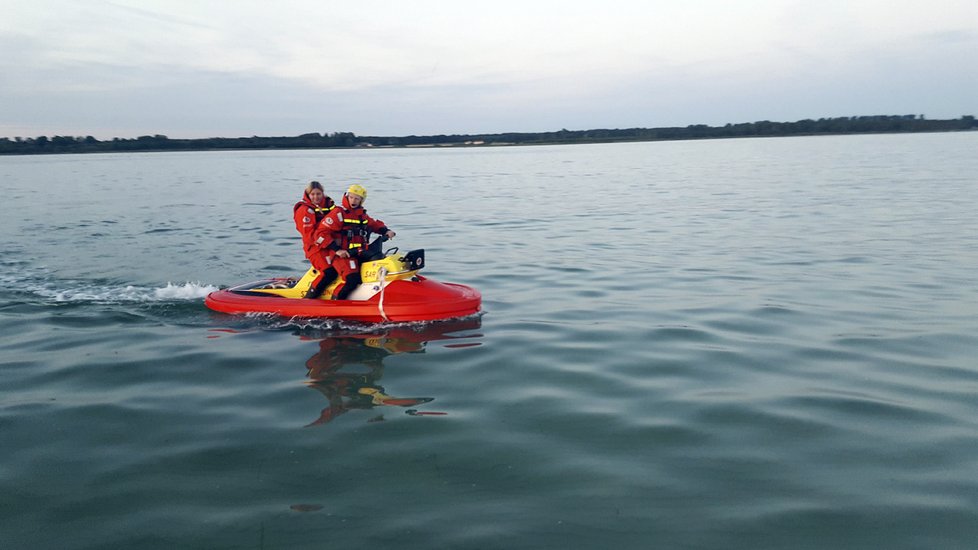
2,133,977,549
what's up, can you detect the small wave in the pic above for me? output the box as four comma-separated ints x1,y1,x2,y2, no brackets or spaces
25,281,218,304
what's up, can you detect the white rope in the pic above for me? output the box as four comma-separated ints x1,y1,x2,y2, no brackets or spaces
377,266,389,322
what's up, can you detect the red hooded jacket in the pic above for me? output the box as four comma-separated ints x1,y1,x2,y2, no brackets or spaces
293,191,335,257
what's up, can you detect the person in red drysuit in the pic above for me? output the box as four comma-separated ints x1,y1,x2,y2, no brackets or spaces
293,181,338,299
330,184,396,300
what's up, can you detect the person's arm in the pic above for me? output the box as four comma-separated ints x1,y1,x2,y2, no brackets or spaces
312,210,343,252
366,214,395,239
295,207,318,249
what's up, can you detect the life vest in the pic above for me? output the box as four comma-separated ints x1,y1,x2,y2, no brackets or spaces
293,196,335,225
341,211,371,251
339,193,378,252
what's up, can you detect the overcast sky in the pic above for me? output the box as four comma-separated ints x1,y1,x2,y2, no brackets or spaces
2,0,976,139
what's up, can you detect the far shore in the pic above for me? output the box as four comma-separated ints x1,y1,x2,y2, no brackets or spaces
2,115,975,156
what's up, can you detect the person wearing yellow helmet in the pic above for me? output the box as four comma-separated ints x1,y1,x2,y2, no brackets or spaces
330,183,396,300
346,184,368,200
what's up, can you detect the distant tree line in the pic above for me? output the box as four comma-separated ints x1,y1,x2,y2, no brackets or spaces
363,115,977,147
0,132,358,155
2,115,975,155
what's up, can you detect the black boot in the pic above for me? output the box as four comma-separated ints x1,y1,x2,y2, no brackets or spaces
305,268,337,299
334,273,362,300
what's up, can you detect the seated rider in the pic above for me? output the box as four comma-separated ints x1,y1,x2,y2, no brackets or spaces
293,181,339,299
331,184,396,300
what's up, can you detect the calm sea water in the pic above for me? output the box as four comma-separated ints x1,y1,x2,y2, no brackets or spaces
2,133,977,549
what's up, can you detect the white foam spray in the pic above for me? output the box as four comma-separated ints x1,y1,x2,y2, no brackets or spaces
24,280,218,304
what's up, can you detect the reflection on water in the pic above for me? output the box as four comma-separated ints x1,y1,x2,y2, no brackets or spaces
296,317,482,426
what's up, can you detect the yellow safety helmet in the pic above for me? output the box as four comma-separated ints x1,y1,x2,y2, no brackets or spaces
347,184,367,200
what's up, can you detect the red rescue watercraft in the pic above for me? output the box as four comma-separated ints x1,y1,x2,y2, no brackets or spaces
205,240,481,322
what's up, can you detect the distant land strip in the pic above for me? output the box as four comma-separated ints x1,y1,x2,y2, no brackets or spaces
2,115,975,155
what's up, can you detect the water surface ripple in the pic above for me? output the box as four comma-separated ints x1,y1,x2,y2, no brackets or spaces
2,134,977,549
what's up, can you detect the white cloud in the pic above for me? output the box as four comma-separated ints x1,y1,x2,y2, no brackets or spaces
1,0,975,138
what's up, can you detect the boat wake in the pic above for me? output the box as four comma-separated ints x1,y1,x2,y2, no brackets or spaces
240,311,485,333
152,282,220,301
0,254,217,305
8,276,218,305
47,281,219,304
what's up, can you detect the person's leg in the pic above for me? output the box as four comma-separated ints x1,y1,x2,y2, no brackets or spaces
305,266,337,299
305,252,337,299
331,256,361,300
334,272,362,300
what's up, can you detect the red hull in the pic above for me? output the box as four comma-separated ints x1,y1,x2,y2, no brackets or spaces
205,277,481,322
